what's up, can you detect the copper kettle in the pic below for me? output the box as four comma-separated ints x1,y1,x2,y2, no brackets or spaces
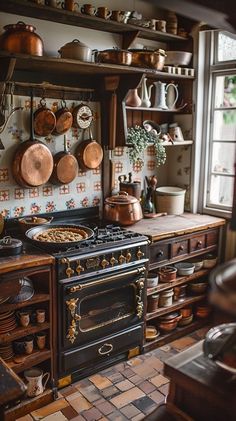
104,191,143,226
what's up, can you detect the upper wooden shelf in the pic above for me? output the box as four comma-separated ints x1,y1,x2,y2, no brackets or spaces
0,0,189,49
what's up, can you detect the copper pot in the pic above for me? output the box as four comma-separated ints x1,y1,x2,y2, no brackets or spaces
95,49,132,66
104,191,143,226
0,21,44,56
129,49,166,70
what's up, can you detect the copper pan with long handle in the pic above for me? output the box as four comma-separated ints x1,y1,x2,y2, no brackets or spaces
33,97,56,137
12,94,54,188
75,127,103,171
50,135,78,185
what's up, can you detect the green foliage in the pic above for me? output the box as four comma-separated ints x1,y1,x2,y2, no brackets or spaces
127,125,166,169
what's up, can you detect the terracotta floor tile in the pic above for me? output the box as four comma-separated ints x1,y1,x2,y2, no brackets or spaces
61,405,79,420
116,379,134,392
131,414,145,421
106,372,124,384
128,374,143,385
170,336,197,351
120,404,142,418
121,368,135,378
145,356,164,372
126,357,143,367
82,407,103,420
31,399,69,420
78,384,101,402
158,383,170,396
131,362,158,379
107,410,129,421
40,412,68,421
66,391,83,402
61,386,79,398
114,362,126,372
89,374,113,390
16,416,33,421
110,387,145,409
96,401,116,416
148,390,165,405
138,380,156,394
101,385,120,399
69,395,92,413
70,415,86,421
150,374,169,388
132,395,156,415
93,398,106,405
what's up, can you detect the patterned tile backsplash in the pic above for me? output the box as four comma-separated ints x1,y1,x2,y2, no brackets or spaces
0,95,191,218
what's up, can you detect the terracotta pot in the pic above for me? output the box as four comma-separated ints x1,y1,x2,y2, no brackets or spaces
158,266,177,282
0,21,44,56
104,191,143,226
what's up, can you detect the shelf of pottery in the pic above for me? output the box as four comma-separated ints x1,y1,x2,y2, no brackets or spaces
144,255,218,351
0,265,54,416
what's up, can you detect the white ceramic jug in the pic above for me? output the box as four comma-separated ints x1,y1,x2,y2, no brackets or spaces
153,81,178,109
166,83,179,109
24,368,50,397
140,77,153,108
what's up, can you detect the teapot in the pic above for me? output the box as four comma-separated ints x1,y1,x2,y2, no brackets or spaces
153,81,178,110
140,77,153,108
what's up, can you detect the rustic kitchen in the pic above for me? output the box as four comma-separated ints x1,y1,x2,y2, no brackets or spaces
0,0,235,420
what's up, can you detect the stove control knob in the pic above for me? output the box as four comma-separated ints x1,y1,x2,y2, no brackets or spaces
136,248,144,260
101,257,109,269
119,253,126,264
76,260,84,275
61,258,75,278
110,255,118,266
126,250,132,263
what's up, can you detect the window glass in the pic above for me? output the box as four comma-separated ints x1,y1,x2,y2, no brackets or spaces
214,75,236,108
211,142,236,175
213,110,236,141
218,32,236,62
209,175,234,207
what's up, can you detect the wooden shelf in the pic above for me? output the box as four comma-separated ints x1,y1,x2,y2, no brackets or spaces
0,0,188,48
0,322,50,345
147,269,210,296
146,294,207,320
125,105,192,112
0,294,50,312
144,318,209,351
3,388,53,421
162,140,193,146
8,349,51,373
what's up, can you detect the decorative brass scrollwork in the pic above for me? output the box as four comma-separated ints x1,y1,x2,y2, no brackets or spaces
66,298,81,344
136,247,144,260
60,258,74,278
76,260,84,275
136,277,144,319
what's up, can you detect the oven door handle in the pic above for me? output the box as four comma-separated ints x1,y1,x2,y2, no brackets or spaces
68,266,146,293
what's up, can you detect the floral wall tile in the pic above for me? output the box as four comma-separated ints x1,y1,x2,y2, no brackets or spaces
81,197,89,207
0,189,9,201
30,203,41,214
66,198,76,209
76,182,86,193
94,181,101,191
43,185,53,196
46,201,56,212
29,187,39,198
0,168,9,182
14,188,25,199
13,206,25,217
59,185,70,195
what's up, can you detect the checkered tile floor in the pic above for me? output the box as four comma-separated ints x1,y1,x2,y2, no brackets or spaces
16,327,208,421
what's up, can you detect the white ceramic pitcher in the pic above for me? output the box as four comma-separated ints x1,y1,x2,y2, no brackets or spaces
24,368,50,397
140,77,153,108
153,81,178,109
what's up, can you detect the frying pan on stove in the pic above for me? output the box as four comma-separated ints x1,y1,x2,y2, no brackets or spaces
25,224,94,251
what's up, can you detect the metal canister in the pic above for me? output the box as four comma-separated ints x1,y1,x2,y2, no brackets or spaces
147,294,159,313
118,173,141,200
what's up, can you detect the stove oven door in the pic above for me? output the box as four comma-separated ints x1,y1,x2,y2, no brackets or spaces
59,265,146,349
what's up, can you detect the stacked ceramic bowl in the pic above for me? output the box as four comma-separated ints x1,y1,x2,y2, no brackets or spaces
178,306,193,326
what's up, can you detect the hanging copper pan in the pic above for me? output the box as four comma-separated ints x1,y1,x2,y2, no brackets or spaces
12,95,54,188
33,98,56,137
75,127,103,171
50,135,78,185
52,100,73,136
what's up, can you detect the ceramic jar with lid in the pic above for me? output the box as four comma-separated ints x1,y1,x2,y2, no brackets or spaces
147,272,159,288
147,294,159,313
0,21,44,56
159,288,174,307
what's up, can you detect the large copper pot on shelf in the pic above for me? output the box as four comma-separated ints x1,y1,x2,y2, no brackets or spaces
104,191,143,226
0,21,44,56
129,48,166,70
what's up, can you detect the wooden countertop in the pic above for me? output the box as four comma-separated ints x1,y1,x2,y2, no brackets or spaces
0,244,54,275
128,213,226,241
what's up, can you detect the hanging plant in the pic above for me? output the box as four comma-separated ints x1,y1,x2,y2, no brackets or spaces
127,125,166,169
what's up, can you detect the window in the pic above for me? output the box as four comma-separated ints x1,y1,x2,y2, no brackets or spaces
202,31,236,215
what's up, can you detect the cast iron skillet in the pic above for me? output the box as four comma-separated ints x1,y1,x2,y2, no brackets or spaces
25,224,94,251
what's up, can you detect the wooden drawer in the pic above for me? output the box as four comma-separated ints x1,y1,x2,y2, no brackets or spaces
149,242,169,265
171,240,188,258
190,234,206,253
206,229,219,247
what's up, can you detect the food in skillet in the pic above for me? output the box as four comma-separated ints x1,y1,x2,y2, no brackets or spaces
33,227,88,243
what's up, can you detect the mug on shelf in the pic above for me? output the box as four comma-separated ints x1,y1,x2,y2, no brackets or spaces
36,309,46,324
24,367,50,397
156,20,166,32
110,10,124,22
96,7,112,19
36,331,47,350
61,0,79,11
46,0,61,7
81,4,97,15
14,335,34,355
16,310,30,327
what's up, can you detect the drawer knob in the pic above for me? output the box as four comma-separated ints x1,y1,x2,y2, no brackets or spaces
197,241,202,247
178,245,184,252
98,343,113,355
157,250,164,257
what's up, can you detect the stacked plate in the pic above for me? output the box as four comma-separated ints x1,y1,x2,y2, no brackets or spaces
0,310,17,334
0,343,14,361
0,296,10,304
